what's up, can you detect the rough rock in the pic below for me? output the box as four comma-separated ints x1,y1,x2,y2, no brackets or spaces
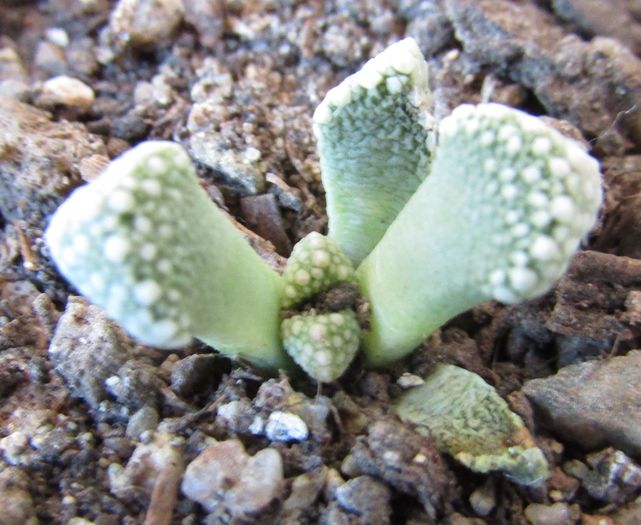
523,351,641,456
0,467,38,525
49,297,130,409
106,360,163,410
240,193,292,256
39,75,95,107
524,502,580,525
182,0,225,47
282,467,327,523
170,353,224,398
546,251,641,355
444,0,641,154
109,431,184,500
181,439,284,518
107,0,185,50
551,0,641,54
399,0,454,57
265,411,309,442
126,406,159,440
564,448,641,504
341,418,451,519
335,475,392,525
0,95,106,224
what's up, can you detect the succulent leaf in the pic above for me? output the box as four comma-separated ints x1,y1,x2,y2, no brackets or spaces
281,232,355,309
395,364,549,486
314,37,436,265
281,310,360,383
358,103,602,366
46,141,290,371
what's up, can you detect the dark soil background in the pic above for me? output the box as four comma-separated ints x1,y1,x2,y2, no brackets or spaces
2,0,641,524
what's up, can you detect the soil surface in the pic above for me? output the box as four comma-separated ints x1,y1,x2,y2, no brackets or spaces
2,1,641,524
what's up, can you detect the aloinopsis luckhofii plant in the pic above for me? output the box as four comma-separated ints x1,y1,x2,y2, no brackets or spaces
45,39,602,484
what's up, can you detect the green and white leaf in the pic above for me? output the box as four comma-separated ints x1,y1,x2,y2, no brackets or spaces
314,37,436,265
358,103,602,366
46,141,290,371
281,310,360,383
395,364,549,486
281,232,355,309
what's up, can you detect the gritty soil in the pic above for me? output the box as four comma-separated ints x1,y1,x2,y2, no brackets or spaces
2,1,641,524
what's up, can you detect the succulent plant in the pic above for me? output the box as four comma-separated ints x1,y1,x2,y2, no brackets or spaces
45,38,602,384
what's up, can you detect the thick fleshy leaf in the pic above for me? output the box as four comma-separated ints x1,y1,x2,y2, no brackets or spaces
46,141,289,371
313,38,436,265
358,103,602,366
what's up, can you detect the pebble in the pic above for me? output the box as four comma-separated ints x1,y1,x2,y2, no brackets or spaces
564,448,641,504
49,297,130,410
265,411,309,442
109,432,183,498
0,467,38,525
0,431,29,465
523,351,641,456
524,502,580,525
41,75,95,107
126,406,159,440
335,475,392,525
469,479,496,517
181,439,284,517
108,0,185,49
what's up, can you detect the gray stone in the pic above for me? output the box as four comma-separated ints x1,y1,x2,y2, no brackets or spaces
335,475,392,525
551,0,641,55
523,502,580,525
443,0,641,154
182,440,284,518
341,418,450,519
126,406,159,440
564,448,641,504
0,96,105,224
108,0,185,50
49,297,130,409
523,351,641,457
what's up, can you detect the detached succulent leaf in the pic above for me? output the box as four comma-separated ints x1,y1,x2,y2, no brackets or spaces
358,103,602,366
395,365,549,486
46,141,290,371
281,310,360,383
281,232,355,309
314,37,436,265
